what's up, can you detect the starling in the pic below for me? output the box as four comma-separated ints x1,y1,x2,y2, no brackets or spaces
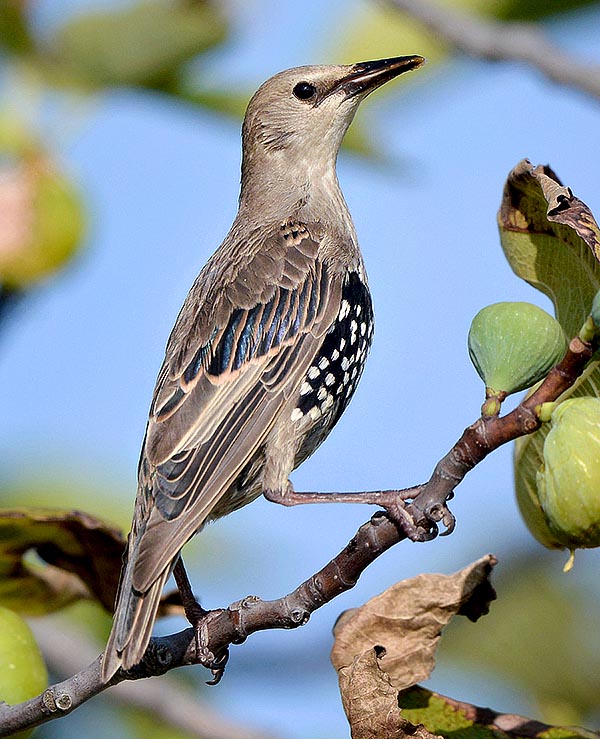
102,55,425,682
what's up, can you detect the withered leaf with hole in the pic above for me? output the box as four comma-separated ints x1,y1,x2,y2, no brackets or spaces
0,508,183,617
0,508,126,614
331,555,497,691
338,647,440,739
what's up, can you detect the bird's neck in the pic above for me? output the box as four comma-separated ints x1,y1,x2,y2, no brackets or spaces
237,151,356,240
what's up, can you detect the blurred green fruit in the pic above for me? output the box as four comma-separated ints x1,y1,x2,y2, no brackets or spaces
0,606,47,738
0,115,85,289
468,301,567,396
533,398,600,553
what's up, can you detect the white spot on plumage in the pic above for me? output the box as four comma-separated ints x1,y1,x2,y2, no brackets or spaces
318,357,329,370
317,386,328,401
325,373,335,387
321,394,334,412
291,408,304,422
309,406,322,421
308,366,320,380
300,381,312,395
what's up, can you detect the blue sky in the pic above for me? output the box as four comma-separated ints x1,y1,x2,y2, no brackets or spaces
2,1,600,737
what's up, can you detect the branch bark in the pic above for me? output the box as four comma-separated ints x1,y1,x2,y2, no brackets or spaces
384,0,600,101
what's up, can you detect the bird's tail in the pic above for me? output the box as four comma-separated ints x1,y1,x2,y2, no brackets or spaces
101,542,171,682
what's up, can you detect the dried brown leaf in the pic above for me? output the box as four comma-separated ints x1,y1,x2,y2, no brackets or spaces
339,646,440,739
331,555,497,691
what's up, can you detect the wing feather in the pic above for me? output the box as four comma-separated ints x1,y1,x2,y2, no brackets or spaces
130,221,344,592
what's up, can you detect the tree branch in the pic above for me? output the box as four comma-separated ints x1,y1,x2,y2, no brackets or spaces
383,0,600,101
0,330,596,736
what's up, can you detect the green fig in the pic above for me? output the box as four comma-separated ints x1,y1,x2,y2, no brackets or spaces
534,398,600,559
0,606,47,737
468,302,567,396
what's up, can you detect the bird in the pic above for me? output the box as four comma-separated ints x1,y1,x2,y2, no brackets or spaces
102,55,425,682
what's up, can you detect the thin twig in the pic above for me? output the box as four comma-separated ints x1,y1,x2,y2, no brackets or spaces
384,0,600,101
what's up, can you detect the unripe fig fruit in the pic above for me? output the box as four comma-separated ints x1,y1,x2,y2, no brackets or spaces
468,302,567,396
534,398,600,554
0,606,47,737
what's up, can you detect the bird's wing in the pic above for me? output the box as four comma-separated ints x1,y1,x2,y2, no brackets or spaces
130,220,344,591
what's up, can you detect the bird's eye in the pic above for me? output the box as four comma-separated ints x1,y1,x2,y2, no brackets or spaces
293,82,317,101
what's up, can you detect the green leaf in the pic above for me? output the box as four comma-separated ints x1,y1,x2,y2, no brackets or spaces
50,0,227,90
0,508,125,615
399,685,597,739
497,159,600,553
498,159,600,338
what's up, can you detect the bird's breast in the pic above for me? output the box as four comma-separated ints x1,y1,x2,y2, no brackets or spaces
291,270,374,466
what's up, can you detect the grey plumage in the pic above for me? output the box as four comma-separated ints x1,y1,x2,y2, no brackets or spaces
102,55,424,681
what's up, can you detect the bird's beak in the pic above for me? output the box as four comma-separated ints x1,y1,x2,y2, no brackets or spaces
333,55,426,100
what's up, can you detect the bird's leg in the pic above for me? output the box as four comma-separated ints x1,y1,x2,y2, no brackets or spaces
173,557,229,685
264,485,419,507
263,483,439,541
173,556,206,623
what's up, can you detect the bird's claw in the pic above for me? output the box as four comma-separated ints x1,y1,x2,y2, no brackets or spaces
189,611,230,685
204,647,230,685
381,499,437,542
410,495,456,537
383,488,456,541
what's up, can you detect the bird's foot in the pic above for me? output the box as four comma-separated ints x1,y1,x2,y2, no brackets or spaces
173,557,230,684
203,644,230,686
190,616,229,685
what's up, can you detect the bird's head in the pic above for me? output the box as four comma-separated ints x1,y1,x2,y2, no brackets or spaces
240,56,425,189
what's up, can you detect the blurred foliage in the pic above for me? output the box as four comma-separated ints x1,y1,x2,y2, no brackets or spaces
451,0,600,20
0,114,86,289
438,550,600,726
48,0,227,91
0,0,598,296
